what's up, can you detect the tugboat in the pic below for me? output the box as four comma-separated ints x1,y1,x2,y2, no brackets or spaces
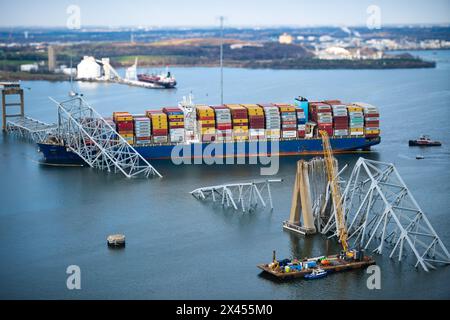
304,268,328,280
137,67,177,88
409,135,441,147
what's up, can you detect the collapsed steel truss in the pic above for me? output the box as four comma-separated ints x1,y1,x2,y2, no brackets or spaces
6,116,57,143
191,179,282,212
50,96,162,178
322,158,450,271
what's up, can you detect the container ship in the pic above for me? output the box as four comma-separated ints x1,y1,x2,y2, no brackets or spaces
38,97,381,164
137,69,177,88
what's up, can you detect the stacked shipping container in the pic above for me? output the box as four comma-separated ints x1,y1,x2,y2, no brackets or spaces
163,107,185,143
330,104,349,136
275,104,297,139
309,102,333,136
133,115,152,145
347,104,364,136
110,98,379,146
226,104,249,141
211,105,233,142
259,103,281,140
113,112,134,144
146,110,169,143
242,104,265,140
355,102,380,138
196,105,216,142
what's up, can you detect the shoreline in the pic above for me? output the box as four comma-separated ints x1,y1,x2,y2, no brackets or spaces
0,59,436,82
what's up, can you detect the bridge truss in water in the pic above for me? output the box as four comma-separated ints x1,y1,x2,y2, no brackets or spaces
322,158,450,272
6,116,57,143
49,96,162,178
191,179,282,213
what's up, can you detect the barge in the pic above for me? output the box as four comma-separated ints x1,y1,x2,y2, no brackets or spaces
258,254,376,280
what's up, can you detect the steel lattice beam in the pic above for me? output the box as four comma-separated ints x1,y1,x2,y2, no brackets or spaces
322,157,450,271
191,179,282,212
6,116,57,143
50,96,162,178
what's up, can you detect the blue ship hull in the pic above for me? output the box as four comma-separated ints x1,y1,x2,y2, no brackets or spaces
37,137,380,164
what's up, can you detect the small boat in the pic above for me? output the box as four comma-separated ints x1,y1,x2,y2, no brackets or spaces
409,135,441,147
416,155,425,160
304,268,328,280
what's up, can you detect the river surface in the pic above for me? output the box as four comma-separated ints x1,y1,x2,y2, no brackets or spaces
1,50,449,299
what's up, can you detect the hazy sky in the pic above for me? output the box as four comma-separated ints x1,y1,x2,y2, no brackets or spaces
0,0,449,27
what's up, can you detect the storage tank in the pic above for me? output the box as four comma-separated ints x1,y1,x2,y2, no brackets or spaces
77,56,101,79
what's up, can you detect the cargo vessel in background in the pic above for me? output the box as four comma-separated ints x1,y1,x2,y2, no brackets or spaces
37,97,381,164
137,68,177,89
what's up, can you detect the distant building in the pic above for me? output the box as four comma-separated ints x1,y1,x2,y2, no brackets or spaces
230,43,264,50
317,46,352,60
20,63,39,72
278,33,293,44
48,46,56,71
77,56,102,79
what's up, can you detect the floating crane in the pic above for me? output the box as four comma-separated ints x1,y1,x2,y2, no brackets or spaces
320,130,349,253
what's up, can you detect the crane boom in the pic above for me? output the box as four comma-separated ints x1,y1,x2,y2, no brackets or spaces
320,130,349,252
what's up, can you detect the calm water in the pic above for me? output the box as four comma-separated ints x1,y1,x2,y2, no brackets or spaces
1,50,449,299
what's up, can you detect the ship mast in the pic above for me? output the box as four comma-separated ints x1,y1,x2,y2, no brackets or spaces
219,16,224,105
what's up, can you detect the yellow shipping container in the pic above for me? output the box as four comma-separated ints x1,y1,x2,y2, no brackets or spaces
233,119,248,124
200,127,216,133
350,128,364,133
226,104,245,110
168,114,184,119
233,127,249,131
152,121,168,126
347,105,363,112
120,133,134,138
198,120,216,125
266,129,281,135
365,129,380,135
169,121,184,127
278,106,296,112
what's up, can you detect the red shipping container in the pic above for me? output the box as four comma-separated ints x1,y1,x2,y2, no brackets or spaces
210,105,228,110
162,107,182,113
297,130,305,138
323,100,342,105
198,123,215,128
217,124,232,130
117,121,134,131
135,136,151,141
365,121,380,126
152,129,168,136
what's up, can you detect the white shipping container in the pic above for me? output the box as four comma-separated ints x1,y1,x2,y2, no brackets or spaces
153,136,168,143
334,129,348,136
282,130,297,138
